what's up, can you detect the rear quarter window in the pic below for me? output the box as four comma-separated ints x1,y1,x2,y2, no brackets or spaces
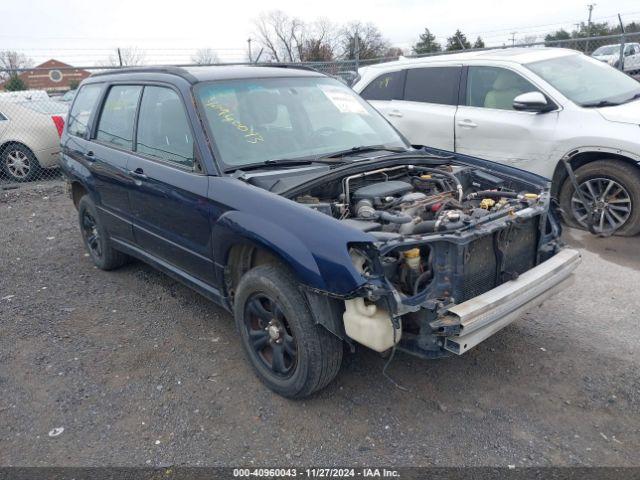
68,84,103,137
360,70,404,101
403,66,461,105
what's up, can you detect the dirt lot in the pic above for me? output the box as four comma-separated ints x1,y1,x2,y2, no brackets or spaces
1,182,639,467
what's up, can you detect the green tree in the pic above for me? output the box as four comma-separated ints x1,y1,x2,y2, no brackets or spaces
4,74,27,91
68,80,80,90
446,29,471,51
412,28,441,54
544,29,571,46
473,36,485,49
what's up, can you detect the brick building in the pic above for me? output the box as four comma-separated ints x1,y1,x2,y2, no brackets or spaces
1,59,91,92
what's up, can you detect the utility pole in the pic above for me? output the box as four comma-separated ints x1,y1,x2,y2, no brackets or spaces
618,13,626,71
510,32,517,47
354,30,360,70
585,3,596,53
117,48,123,67
247,38,252,63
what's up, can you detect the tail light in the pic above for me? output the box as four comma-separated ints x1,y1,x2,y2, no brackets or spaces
51,115,65,138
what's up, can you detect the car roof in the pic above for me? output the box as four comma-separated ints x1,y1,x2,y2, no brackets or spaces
362,47,580,71
86,64,325,84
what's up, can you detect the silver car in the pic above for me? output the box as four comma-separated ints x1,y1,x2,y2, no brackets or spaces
0,99,67,182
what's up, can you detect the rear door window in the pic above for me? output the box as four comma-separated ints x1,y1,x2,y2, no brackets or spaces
95,85,142,150
136,86,195,168
403,67,461,105
360,70,404,101
67,84,102,137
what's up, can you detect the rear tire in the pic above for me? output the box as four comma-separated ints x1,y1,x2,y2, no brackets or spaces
559,159,640,236
77,195,129,270
234,264,343,398
1,144,41,182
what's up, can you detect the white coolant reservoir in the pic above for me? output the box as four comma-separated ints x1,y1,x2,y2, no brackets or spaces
343,298,401,352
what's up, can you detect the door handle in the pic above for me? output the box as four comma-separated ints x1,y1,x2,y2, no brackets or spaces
457,119,478,128
129,168,147,180
387,110,403,118
83,150,96,161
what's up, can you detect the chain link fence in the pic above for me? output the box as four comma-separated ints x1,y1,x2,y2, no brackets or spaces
1,32,639,188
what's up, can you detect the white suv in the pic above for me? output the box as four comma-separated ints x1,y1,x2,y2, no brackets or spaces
353,48,640,235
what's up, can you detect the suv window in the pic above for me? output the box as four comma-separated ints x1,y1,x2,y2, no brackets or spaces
67,84,102,137
466,66,539,111
403,67,460,105
360,70,404,101
96,85,142,149
136,86,194,167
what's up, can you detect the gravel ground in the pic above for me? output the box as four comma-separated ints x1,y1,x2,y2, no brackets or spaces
1,182,639,467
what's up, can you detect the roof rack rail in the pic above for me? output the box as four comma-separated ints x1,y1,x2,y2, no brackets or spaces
90,65,199,83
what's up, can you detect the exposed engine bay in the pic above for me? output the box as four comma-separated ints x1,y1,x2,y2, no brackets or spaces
294,164,543,239
293,163,546,303
238,159,560,356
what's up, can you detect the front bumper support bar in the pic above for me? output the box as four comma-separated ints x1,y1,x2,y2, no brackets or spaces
443,248,581,355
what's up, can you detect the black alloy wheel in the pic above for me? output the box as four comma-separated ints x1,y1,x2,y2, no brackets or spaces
243,293,298,377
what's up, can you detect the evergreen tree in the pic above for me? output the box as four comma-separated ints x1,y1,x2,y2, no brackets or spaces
412,28,441,54
473,36,485,49
446,30,471,51
4,74,27,91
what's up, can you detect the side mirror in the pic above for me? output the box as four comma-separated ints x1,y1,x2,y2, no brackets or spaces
513,91,550,112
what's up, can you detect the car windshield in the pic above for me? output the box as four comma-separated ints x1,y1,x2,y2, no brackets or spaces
195,76,407,169
592,45,619,55
526,54,640,107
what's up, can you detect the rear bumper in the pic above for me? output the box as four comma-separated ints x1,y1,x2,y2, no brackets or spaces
442,248,581,355
34,146,61,168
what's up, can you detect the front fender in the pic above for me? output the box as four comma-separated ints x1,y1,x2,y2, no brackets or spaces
212,210,369,295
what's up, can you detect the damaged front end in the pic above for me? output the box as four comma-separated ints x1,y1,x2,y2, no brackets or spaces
285,156,581,358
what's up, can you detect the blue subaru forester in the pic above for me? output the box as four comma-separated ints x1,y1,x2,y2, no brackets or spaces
60,65,580,398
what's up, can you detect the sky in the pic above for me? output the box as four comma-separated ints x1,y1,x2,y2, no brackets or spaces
2,0,640,66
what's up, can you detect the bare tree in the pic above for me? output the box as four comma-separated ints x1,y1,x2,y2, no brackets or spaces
0,51,33,79
253,10,305,62
104,47,146,67
339,22,390,60
300,19,339,62
192,48,220,65
517,35,540,46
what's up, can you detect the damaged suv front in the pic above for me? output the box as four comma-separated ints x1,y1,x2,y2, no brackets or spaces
280,153,580,359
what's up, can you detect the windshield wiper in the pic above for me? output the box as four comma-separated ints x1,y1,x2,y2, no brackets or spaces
318,144,408,160
582,99,622,108
225,157,345,173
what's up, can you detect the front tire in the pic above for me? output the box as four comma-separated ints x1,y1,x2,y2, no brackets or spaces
77,195,129,270
234,264,343,398
559,159,640,236
1,144,41,182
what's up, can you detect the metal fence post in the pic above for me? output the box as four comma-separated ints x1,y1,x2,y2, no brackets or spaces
618,14,626,71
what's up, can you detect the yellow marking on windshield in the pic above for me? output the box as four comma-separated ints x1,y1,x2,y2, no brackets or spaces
205,100,264,144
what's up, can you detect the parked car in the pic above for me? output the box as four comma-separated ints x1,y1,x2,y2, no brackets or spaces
0,99,67,182
0,89,51,103
60,66,580,398
592,43,640,73
58,89,77,104
353,48,640,235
